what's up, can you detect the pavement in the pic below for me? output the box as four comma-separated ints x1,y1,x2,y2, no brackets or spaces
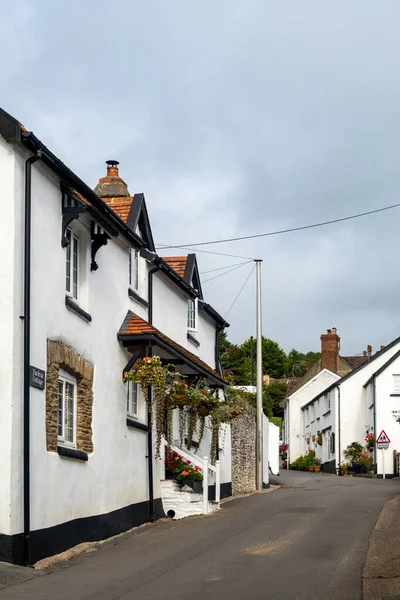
0,471,399,600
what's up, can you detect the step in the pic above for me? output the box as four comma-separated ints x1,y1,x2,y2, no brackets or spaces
160,480,220,520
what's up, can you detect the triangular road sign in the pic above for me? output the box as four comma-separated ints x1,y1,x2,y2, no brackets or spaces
376,430,391,444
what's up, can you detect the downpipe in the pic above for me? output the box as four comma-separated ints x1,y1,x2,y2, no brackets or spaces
23,149,42,565
146,263,161,522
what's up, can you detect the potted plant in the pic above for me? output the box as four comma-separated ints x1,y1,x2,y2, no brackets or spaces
314,458,321,472
176,465,203,492
165,449,203,492
344,442,363,473
316,433,323,446
359,450,373,474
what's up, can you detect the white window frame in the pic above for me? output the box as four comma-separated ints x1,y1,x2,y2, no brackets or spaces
187,298,198,332
66,228,79,300
57,369,77,447
127,381,139,418
326,392,331,412
393,375,400,393
129,248,139,291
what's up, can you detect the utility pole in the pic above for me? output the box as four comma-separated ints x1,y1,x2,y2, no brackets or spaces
255,259,263,491
250,336,255,387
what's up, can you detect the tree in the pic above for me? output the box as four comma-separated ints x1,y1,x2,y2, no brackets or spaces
219,331,249,385
284,349,320,378
262,381,286,418
241,337,286,379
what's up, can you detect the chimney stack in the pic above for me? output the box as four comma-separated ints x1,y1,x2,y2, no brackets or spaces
367,345,372,359
320,328,340,373
380,345,385,351
94,160,130,198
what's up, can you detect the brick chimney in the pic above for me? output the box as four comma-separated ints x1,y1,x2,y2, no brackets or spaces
367,345,372,359
380,345,385,351
94,160,130,198
320,328,340,373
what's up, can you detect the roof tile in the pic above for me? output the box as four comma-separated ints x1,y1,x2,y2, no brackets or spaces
103,196,134,223
162,256,188,278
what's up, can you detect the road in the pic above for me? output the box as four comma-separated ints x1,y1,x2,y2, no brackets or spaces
0,471,398,600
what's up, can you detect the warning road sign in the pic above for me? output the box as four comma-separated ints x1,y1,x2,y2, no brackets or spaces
376,430,391,446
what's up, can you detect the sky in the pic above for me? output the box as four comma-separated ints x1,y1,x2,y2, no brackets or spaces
2,0,400,355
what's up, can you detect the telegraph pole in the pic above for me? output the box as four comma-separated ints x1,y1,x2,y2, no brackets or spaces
255,259,263,491
250,336,255,387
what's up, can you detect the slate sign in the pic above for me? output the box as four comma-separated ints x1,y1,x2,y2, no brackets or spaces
29,366,45,390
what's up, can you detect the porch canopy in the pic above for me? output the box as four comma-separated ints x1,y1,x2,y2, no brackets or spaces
118,311,226,387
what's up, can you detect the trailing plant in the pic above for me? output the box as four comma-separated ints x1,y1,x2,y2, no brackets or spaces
316,433,322,446
186,410,197,450
365,432,375,453
314,458,321,466
166,381,190,409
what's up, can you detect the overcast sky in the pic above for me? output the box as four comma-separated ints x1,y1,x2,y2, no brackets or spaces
2,0,400,355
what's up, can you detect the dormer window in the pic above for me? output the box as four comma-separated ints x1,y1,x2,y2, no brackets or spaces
129,248,139,291
187,298,197,331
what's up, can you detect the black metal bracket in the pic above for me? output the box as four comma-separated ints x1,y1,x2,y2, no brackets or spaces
61,194,88,247
91,222,109,271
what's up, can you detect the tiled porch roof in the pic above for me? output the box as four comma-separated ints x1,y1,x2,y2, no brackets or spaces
118,311,225,386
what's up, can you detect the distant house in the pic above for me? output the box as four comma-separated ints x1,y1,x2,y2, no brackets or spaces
303,337,400,474
283,328,369,465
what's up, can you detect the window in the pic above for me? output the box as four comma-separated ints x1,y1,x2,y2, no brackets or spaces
329,432,335,454
326,392,331,412
187,298,197,331
66,229,79,300
58,370,76,446
310,403,315,421
129,248,139,291
127,381,138,418
393,375,400,393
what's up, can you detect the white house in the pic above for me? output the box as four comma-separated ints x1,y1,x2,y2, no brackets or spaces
302,336,400,474
0,107,230,565
283,328,368,466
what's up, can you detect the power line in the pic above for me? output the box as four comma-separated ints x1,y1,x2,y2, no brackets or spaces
158,244,255,260
200,261,249,274
202,261,253,283
225,264,256,319
158,201,400,249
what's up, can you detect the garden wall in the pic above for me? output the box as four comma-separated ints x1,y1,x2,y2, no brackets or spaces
231,410,256,495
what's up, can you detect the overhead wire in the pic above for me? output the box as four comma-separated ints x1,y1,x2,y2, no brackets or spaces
157,244,255,260
202,260,253,283
157,201,400,249
200,261,250,274
224,263,256,319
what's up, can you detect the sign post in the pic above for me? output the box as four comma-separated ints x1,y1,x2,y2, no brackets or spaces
376,430,391,479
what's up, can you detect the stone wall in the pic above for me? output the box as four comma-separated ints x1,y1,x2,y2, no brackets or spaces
231,408,256,495
46,340,94,453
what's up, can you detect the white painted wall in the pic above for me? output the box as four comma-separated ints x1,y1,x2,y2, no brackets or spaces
0,136,16,535
303,387,338,467
338,342,400,465
268,420,280,475
368,354,400,477
1,141,223,540
286,370,339,465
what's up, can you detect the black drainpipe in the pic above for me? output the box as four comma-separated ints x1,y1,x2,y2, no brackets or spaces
337,386,341,474
146,262,161,522
23,149,42,566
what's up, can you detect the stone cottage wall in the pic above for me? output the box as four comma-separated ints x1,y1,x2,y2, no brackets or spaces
231,410,256,495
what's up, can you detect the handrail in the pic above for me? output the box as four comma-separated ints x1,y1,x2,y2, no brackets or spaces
163,440,221,514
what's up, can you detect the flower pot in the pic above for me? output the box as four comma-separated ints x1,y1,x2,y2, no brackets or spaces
308,465,315,472
179,478,203,492
314,465,321,473
165,470,176,480
344,469,349,476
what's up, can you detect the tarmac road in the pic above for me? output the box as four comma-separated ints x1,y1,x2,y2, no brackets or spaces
0,471,398,600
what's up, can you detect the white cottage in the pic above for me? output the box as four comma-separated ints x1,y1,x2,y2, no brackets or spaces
302,336,400,474
0,107,230,565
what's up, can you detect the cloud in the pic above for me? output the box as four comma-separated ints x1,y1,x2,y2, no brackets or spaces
2,0,400,354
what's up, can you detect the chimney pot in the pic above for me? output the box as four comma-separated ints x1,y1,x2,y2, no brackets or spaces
367,345,372,359
380,345,385,351
94,160,130,198
327,329,332,334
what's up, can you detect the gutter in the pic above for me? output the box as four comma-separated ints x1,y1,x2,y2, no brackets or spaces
23,149,42,565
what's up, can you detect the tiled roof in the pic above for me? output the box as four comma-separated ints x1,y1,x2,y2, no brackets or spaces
118,311,225,385
341,355,367,369
162,256,188,278
103,197,133,223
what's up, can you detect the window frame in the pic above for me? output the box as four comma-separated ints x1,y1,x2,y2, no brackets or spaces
66,228,79,301
393,375,400,394
129,248,139,291
127,380,139,419
57,369,77,448
187,298,198,332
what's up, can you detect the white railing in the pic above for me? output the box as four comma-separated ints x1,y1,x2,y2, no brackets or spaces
163,440,220,514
